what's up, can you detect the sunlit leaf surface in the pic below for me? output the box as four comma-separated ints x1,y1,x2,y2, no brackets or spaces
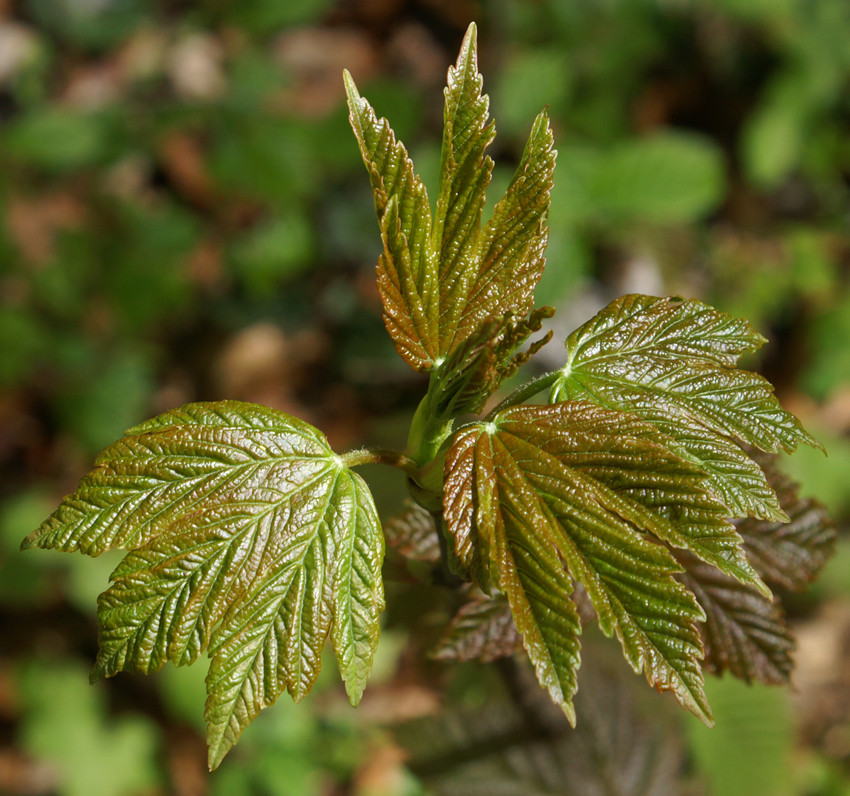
444,403,712,725
345,23,555,377
552,294,820,520
24,401,384,769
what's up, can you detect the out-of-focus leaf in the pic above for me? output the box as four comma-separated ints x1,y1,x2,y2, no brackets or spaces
589,133,725,224
430,592,522,664
18,659,161,796
0,307,51,386
742,75,809,188
384,499,440,563
4,108,112,171
24,0,149,49
494,49,571,138
23,401,385,769
104,201,199,332
687,677,794,796
57,347,155,453
225,0,337,34
738,455,836,592
230,212,315,295
804,292,850,401
346,24,555,374
551,294,819,521
677,552,794,684
398,645,691,796
444,404,711,726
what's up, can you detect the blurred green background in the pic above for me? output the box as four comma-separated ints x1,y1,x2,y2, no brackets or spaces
0,0,848,793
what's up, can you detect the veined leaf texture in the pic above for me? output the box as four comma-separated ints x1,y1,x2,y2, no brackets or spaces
22,21,834,772
25,402,384,769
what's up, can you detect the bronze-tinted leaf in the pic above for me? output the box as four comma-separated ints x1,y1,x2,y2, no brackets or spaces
346,23,556,385
430,592,522,664
344,72,439,370
444,406,711,725
24,401,385,769
677,553,795,684
502,401,768,595
551,294,820,521
384,499,441,563
398,644,689,796
738,455,836,591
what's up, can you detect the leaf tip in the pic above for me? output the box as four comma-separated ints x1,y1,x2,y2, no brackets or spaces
461,21,478,50
342,68,360,105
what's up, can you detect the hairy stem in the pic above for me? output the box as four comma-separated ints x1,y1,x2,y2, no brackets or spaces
340,447,420,475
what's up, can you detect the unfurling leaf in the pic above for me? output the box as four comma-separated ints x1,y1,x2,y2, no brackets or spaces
551,294,821,521
23,401,384,769
444,403,712,725
345,23,556,376
677,552,794,684
430,592,522,664
430,306,554,418
738,454,836,592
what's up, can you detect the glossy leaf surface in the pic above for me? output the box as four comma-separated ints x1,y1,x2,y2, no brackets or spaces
24,401,384,769
345,24,555,373
444,404,711,725
551,294,820,521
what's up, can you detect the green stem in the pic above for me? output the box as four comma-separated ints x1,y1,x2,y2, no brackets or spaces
339,447,420,475
485,369,561,419
407,390,454,466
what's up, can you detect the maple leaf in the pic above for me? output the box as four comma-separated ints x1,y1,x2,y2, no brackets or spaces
676,552,795,684
430,592,522,664
737,454,836,591
551,294,821,521
23,401,384,769
443,403,712,725
345,23,555,377
384,499,441,563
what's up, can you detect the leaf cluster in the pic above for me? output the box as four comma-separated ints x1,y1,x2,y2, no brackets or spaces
22,23,835,769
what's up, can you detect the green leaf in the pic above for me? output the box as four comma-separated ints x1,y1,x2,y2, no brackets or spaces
511,401,768,595
441,102,555,358
677,552,795,684
444,404,712,725
23,401,384,769
19,659,161,796
345,23,556,375
738,455,836,592
551,294,820,521
429,305,554,419
687,677,795,796
344,69,439,370
589,132,726,224
430,591,522,664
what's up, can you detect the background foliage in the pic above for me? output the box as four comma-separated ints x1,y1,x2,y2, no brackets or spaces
1,0,848,794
